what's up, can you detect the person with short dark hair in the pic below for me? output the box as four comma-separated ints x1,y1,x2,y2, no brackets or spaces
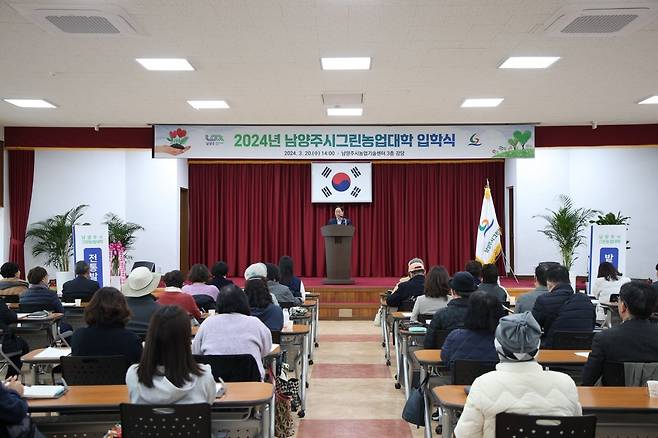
157,270,201,320
71,287,142,364
532,265,595,348
182,264,219,301
410,266,450,322
0,296,29,377
515,262,560,314
0,262,28,298
477,264,509,303
266,263,300,305
441,291,501,368
192,285,272,379
582,281,658,385
424,271,478,348
387,259,426,308
62,260,100,302
591,262,631,303
245,278,283,331
207,261,234,291
126,306,215,404
20,266,64,313
465,260,483,285
279,256,303,298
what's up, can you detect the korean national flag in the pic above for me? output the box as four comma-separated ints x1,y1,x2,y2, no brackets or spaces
311,162,372,203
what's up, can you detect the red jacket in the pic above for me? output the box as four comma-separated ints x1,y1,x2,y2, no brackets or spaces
157,288,202,320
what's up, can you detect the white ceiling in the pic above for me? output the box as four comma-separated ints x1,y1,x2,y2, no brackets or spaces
1,0,657,127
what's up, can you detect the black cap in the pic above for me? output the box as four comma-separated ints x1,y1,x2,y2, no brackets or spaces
449,271,478,294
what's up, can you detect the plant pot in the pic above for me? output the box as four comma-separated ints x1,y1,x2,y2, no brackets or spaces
110,276,122,289
55,271,75,294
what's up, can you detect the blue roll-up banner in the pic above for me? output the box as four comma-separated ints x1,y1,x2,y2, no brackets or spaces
73,225,111,287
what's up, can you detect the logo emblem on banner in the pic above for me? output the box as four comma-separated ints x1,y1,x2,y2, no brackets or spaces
312,163,372,203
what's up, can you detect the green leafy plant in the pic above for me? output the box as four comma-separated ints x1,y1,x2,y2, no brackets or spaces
534,195,598,270
591,211,630,225
26,205,88,272
103,213,144,253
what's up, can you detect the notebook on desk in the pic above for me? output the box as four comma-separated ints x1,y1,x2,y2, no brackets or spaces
23,385,68,399
35,347,71,359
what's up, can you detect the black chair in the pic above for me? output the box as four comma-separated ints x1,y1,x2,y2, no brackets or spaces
0,294,19,303
601,361,626,386
18,303,56,313
194,354,261,382
397,298,416,312
61,355,129,385
550,331,594,350
131,261,156,272
417,313,434,326
433,329,451,349
270,330,281,344
0,330,22,376
608,293,619,303
495,412,597,438
451,360,497,385
120,403,211,438
278,302,295,310
193,294,216,312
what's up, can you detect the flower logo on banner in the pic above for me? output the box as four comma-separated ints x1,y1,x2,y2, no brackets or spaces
166,128,189,150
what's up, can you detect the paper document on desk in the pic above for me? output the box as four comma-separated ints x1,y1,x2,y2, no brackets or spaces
271,344,279,353
17,313,29,319
575,352,590,358
35,347,71,359
401,312,412,318
23,385,67,399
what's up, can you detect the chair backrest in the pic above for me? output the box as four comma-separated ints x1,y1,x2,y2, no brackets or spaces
193,354,261,382
397,298,416,312
451,360,497,385
550,331,594,350
270,330,281,344
61,355,129,385
434,329,451,349
495,413,597,438
120,403,211,437
132,261,156,272
417,313,434,326
278,302,295,309
0,294,19,303
192,294,216,312
601,361,625,386
18,303,55,313
608,294,619,303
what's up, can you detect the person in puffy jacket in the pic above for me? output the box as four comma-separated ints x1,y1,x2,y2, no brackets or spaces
454,312,582,438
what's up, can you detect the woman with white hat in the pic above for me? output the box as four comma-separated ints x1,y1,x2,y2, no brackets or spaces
122,267,162,336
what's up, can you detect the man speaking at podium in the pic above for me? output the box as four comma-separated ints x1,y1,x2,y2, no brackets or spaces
328,207,352,225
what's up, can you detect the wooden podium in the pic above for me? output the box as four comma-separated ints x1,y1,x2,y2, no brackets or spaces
321,224,355,285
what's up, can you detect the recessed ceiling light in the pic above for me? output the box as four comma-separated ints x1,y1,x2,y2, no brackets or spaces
3,98,56,108
499,56,560,69
461,98,504,108
187,100,229,109
327,107,363,116
321,57,371,70
136,58,195,71
638,95,658,104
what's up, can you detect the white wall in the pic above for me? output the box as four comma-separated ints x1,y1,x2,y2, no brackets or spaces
509,147,658,280
0,127,8,264
25,149,187,276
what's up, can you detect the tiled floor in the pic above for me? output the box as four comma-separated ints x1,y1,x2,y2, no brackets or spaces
293,320,428,438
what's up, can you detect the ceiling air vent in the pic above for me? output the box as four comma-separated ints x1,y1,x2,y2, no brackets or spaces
10,3,141,35
543,2,658,36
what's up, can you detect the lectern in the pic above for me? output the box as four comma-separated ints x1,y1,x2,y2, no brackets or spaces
321,224,355,285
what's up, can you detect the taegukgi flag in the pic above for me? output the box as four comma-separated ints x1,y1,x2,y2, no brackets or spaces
475,184,502,264
311,162,372,203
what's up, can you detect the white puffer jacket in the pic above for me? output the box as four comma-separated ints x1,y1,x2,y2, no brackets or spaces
454,361,582,438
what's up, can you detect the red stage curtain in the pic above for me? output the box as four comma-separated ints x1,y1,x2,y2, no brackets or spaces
8,150,35,277
189,161,505,277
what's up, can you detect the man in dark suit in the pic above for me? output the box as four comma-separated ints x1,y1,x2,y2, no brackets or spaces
327,207,352,225
582,281,658,385
62,261,100,302
386,259,425,308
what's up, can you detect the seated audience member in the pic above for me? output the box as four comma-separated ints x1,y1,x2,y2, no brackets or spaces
157,270,201,320
71,287,142,364
454,312,582,438
477,264,509,304
0,376,43,436
266,263,301,305
532,265,595,348
515,262,559,314
192,284,272,380
126,306,215,404
121,267,162,336
0,297,29,377
20,267,64,313
0,262,28,298
441,291,501,368
386,259,426,308
245,278,283,331
279,256,304,298
244,263,279,306
207,261,234,291
424,271,477,348
591,261,631,303
62,261,100,302
410,265,450,322
465,260,483,286
582,281,658,385
182,264,220,302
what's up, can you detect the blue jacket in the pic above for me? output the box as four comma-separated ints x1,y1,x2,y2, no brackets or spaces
19,285,64,313
0,384,28,426
281,276,302,298
386,275,425,308
440,329,498,368
532,283,595,348
423,297,470,348
250,304,284,331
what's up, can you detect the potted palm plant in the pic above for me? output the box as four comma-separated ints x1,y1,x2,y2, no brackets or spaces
534,195,598,275
25,204,88,291
103,213,144,285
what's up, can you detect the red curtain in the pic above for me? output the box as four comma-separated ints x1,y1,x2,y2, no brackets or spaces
189,161,505,277
8,150,35,277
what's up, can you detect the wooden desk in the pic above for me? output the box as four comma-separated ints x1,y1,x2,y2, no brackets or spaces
413,349,589,367
14,313,65,347
281,324,310,417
